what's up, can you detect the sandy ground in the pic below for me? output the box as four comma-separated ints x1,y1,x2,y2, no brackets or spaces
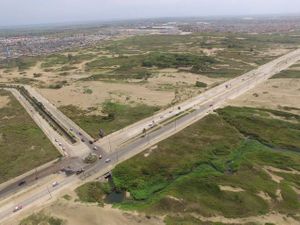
38,81,175,109
256,191,272,203
0,95,10,108
259,48,291,57
193,212,300,225
47,202,164,225
38,69,225,110
219,185,244,192
263,167,284,184
229,78,300,114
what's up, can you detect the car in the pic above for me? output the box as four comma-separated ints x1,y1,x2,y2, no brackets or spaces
58,143,62,146
76,168,85,175
55,139,58,142
89,140,93,144
105,158,111,163
62,147,66,151
52,181,59,187
18,180,26,186
93,146,98,150
99,154,102,159
70,128,73,131
13,205,22,212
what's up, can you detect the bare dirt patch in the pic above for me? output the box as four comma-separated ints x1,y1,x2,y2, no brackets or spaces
229,78,300,114
46,200,164,225
265,166,300,175
193,212,299,225
219,185,244,192
256,191,272,203
38,81,174,110
0,95,10,108
263,167,284,183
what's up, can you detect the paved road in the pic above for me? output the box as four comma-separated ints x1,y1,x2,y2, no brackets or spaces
1,48,300,224
26,87,102,156
97,48,300,153
0,157,83,199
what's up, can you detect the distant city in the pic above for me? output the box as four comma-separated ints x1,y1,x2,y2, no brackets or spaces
1,15,300,60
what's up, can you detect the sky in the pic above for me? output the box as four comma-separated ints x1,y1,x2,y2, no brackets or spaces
1,0,300,27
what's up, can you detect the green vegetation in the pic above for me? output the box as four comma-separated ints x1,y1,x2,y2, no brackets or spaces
41,54,70,68
83,88,93,94
195,81,208,88
48,80,68,89
62,194,72,201
59,102,159,138
0,90,60,184
0,56,38,71
75,181,111,204
83,153,98,164
217,106,300,151
13,77,40,85
165,216,242,225
19,211,65,225
142,52,216,72
272,69,300,78
110,106,300,220
85,52,216,80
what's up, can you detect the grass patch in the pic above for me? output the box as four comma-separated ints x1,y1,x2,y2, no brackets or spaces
272,69,300,78
62,194,72,201
75,181,111,204
0,90,60,184
41,54,69,68
84,52,216,80
195,81,208,88
19,211,65,225
48,80,68,89
0,56,38,71
217,106,300,151
110,107,300,218
142,52,216,72
165,215,240,225
59,102,159,138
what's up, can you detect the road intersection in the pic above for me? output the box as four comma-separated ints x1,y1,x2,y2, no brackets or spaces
1,48,300,224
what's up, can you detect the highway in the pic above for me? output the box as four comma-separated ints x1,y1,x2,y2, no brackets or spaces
1,48,300,224
96,48,300,153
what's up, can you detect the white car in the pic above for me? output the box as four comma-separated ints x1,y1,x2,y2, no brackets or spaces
13,205,22,213
52,181,59,187
105,158,111,163
93,146,98,150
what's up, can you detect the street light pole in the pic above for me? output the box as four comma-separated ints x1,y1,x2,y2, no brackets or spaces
108,137,112,153
47,186,52,199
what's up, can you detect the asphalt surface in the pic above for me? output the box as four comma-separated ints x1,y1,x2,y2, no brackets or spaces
0,157,84,200
1,48,300,224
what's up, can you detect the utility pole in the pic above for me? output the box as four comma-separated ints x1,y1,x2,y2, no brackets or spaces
108,137,112,153
47,186,52,199
35,168,38,180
